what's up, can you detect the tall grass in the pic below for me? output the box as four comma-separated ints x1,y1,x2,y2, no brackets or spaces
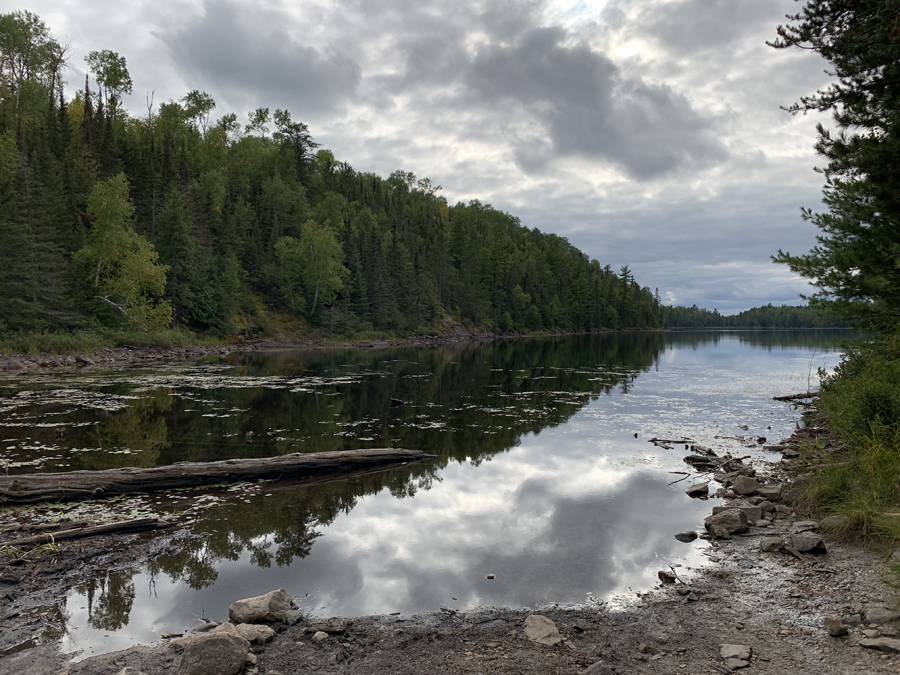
806,335,900,546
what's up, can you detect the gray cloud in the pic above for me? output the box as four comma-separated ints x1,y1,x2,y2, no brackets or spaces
157,0,361,116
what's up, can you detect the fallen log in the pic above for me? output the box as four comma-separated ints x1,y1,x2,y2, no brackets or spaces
773,392,819,402
1,517,165,549
0,448,433,506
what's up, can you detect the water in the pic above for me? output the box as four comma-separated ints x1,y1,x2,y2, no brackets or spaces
0,330,850,659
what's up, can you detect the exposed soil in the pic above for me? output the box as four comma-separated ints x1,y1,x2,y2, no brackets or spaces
1,412,899,675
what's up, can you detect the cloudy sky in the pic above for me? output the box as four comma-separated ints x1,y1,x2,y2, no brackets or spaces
28,0,831,313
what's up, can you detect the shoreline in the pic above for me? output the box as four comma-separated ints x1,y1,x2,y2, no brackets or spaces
1,409,898,674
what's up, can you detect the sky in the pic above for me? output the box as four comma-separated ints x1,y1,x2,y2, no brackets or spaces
23,0,833,313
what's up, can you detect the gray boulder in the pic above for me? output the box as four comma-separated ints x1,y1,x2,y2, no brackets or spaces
866,607,900,625
176,634,250,675
685,483,709,498
759,537,784,552
712,504,762,523
731,476,759,496
705,509,749,535
859,637,900,653
757,483,782,500
790,533,827,554
674,530,698,543
825,615,848,637
229,588,293,624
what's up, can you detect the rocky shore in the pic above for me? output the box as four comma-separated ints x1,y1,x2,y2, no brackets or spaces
1,404,899,674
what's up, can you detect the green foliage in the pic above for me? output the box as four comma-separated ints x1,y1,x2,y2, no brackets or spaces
73,174,172,330
663,303,851,328
770,1,900,331
0,11,663,345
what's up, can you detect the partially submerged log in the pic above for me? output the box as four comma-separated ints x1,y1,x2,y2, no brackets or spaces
0,448,433,506
773,392,819,402
1,517,166,549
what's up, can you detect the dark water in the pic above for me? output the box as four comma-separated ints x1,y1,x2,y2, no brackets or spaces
0,331,850,659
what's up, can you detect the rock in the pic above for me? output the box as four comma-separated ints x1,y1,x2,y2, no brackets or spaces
859,637,900,653
229,588,293,624
890,550,900,565
705,509,749,536
782,448,801,459
757,483,782,500
685,483,709,498
792,520,819,533
842,614,863,627
709,524,732,540
720,644,752,661
658,570,677,584
866,607,900,625
244,653,258,666
781,482,804,504
731,476,759,496
116,669,144,675
758,500,775,513
712,505,763,523
862,629,881,638
75,354,94,366
214,622,275,643
585,663,614,675
825,615,848,636
5,359,25,371
774,504,793,516
759,536,784,552
790,533,827,554
523,615,563,646
674,530,698,543
283,609,303,625
176,634,250,675
818,515,847,531
726,658,750,670
312,631,329,642
755,519,772,527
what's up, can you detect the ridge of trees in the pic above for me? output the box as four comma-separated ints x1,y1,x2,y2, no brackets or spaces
662,303,851,329
0,10,662,339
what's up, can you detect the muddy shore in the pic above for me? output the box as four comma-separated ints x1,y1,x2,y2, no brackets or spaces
1,411,898,674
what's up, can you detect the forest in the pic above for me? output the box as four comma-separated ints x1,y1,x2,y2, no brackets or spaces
662,303,851,329
0,10,662,344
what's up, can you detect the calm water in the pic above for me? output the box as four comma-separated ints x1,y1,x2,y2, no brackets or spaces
0,331,849,659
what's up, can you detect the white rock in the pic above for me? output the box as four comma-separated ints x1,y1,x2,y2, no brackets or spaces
312,631,330,642
523,615,563,646
720,644,752,661
229,588,293,624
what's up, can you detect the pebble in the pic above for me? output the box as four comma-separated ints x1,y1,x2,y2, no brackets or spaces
824,615,847,637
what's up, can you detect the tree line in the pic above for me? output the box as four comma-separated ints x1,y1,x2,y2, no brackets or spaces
662,303,851,329
0,10,662,339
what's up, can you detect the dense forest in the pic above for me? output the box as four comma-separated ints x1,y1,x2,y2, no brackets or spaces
662,303,851,329
0,10,662,342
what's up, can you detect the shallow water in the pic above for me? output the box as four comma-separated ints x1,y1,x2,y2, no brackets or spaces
0,330,849,659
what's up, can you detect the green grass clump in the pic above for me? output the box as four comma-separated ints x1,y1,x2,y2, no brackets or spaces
0,329,225,356
807,334,900,546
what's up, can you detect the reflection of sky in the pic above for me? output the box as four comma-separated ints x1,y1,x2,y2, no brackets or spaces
58,333,843,658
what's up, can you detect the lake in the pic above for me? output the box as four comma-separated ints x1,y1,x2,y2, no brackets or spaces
0,330,849,659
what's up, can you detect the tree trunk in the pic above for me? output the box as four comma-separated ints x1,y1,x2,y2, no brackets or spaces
0,448,432,506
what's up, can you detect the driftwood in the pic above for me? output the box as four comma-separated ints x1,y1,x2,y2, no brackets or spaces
0,448,432,506
1,517,165,549
773,392,819,402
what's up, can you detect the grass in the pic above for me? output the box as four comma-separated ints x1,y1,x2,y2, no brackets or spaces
0,329,225,356
800,334,900,548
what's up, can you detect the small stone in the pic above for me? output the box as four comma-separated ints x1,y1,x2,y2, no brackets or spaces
283,609,303,625
585,662,614,675
214,623,275,644
658,570,677,584
863,629,882,638
709,524,731,540
674,530,698,543
842,614,863,627
756,520,772,527
244,653,258,666
726,658,750,670
758,501,775,513
685,483,709,498
757,484,782,500
866,607,900,625
790,533,827,554
860,637,900,653
732,476,759,496
792,520,819,533
759,536,784,552
774,504,793,516
890,550,900,565
523,615,563,646
686,592,699,602
720,644,752,661
312,631,329,642
825,615,848,637
116,669,143,675
486,574,496,579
